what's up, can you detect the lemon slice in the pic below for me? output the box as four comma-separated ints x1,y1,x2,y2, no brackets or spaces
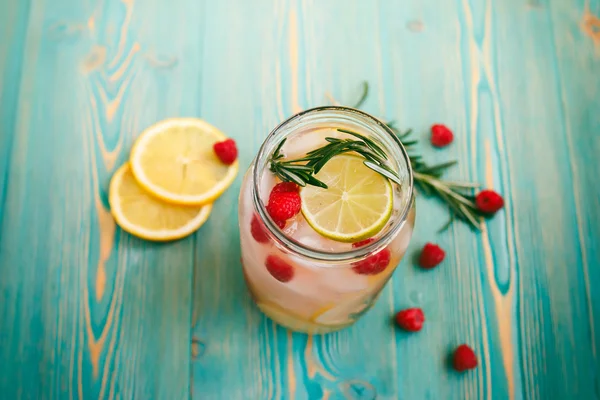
130,118,238,205
300,154,393,242
312,298,369,326
109,164,212,241
257,301,350,334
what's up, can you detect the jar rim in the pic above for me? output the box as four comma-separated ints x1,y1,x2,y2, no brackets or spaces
252,106,414,263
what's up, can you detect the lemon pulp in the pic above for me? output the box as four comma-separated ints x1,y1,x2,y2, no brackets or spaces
109,164,211,241
130,118,238,205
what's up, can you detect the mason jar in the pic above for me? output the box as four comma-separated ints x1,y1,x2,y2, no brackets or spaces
238,106,415,334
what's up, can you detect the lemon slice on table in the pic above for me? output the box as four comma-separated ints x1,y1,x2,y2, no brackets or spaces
109,164,212,241
130,118,238,205
300,154,393,242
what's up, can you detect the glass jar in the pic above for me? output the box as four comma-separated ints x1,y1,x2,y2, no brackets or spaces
238,106,415,334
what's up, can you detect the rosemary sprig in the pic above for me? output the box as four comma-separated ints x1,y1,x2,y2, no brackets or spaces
353,81,369,109
269,130,402,189
333,82,490,231
398,128,485,230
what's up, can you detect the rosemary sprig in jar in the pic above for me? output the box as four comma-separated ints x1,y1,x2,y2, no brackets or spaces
269,129,401,189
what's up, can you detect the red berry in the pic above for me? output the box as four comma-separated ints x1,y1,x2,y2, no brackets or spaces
475,190,504,213
352,239,391,275
453,344,478,371
266,192,301,221
250,215,285,244
430,124,454,147
250,215,269,243
271,182,299,195
265,255,294,282
353,238,375,248
418,243,445,269
213,138,238,165
394,308,425,332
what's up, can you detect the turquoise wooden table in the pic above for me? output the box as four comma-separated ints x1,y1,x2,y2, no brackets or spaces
1,0,599,399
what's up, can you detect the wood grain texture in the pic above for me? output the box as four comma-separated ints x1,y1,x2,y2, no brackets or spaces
1,0,599,399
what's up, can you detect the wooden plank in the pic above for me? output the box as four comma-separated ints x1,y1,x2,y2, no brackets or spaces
0,0,209,397
0,0,32,237
547,0,600,396
1,0,597,398
490,0,599,398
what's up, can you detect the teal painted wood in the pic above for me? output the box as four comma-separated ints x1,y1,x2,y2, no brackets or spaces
1,0,599,399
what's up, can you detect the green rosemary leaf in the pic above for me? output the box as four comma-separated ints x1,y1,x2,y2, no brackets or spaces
438,214,455,233
437,191,469,223
306,142,336,155
347,142,382,160
303,173,328,189
363,160,402,185
420,160,458,175
401,140,418,147
336,129,388,159
325,137,343,143
284,164,314,172
458,202,482,230
399,129,413,139
444,180,480,189
306,142,350,168
361,152,382,165
272,138,287,158
280,169,307,187
416,179,433,196
353,81,369,109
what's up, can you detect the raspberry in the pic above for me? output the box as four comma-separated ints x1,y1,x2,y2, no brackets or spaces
266,192,301,221
250,215,285,244
453,344,478,372
475,190,504,213
352,238,391,275
394,308,425,332
430,124,454,147
213,138,238,165
353,238,375,248
271,182,299,195
265,255,294,282
418,243,445,269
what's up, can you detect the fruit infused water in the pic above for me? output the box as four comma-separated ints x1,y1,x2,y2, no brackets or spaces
239,107,415,333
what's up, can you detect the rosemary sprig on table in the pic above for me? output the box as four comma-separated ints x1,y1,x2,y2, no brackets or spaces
269,129,401,189
386,122,485,230
339,81,493,230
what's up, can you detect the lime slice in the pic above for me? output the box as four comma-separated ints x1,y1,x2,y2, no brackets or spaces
300,154,393,242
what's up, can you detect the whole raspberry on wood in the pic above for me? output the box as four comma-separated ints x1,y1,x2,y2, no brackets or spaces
394,308,425,332
475,190,504,214
418,243,445,269
430,124,454,147
213,138,238,164
453,344,478,372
